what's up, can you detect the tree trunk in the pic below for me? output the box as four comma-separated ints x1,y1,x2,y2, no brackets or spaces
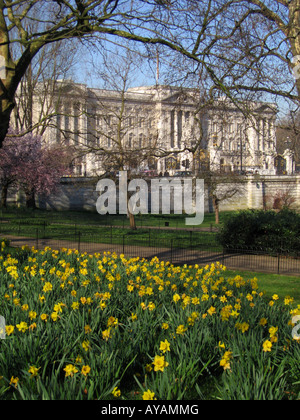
126,174,137,230
0,11,16,148
212,196,220,225
0,7,40,148
25,190,36,209
129,211,137,230
0,184,8,208
0,110,12,147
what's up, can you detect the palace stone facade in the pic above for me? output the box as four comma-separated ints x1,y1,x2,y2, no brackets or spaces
35,81,279,177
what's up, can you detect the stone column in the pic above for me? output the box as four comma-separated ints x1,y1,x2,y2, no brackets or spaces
283,149,295,175
174,111,178,149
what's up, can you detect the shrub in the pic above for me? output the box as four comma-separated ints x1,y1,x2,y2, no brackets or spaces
217,209,300,253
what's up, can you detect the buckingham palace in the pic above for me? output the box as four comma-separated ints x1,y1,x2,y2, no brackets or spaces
29,80,278,177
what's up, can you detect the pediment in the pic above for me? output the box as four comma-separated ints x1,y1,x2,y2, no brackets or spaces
162,92,182,103
253,103,277,115
161,90,197,105
56,81,87,97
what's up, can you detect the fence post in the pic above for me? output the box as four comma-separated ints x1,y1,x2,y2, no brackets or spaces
277,239,283,275
78,231,81,253
170,239,173,264
123,234,125,255
36,228,39,249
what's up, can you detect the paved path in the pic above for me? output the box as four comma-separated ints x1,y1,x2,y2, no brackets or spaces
104,224,219,232
3,234,300,276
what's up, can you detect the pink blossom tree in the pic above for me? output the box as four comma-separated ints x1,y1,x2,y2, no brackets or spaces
0,131,72,208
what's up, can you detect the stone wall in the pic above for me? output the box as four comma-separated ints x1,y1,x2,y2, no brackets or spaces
219,175,300,211
4,175,300,214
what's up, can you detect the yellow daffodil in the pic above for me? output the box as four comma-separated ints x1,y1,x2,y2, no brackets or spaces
28,311,37,320
131,313,137,321
84,325,92,334
262,340,272,352
148,302,155,311
220,351,233,371
9,376,19,388
82,340,90,352
269,326,278,338
107,316,118,327
64,364,78,377
159,339,171,353
112,387,121,397
43,282,53,293
152,355,169,372
218,341,225,349
81,365,91,377
5,325,14,336
51,312,59,322
16,322,28,333
143,389,156,400
176,324,187,335
28,366,40,378
173,293,180,303
259,318,268,326
207,306,216,316
40,314,48,322
102,329,111,341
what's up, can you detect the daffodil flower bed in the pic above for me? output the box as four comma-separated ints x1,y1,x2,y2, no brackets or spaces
0,244,299,400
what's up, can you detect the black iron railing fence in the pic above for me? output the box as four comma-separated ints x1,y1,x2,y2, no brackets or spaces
0,221,299,276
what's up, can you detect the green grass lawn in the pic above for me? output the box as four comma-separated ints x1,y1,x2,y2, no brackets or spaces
224,269,300,305
0,207,221,248
0,207,228,229
1,209,299,292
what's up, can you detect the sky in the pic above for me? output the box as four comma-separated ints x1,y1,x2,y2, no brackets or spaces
72,40,164,90
70,40,296,123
